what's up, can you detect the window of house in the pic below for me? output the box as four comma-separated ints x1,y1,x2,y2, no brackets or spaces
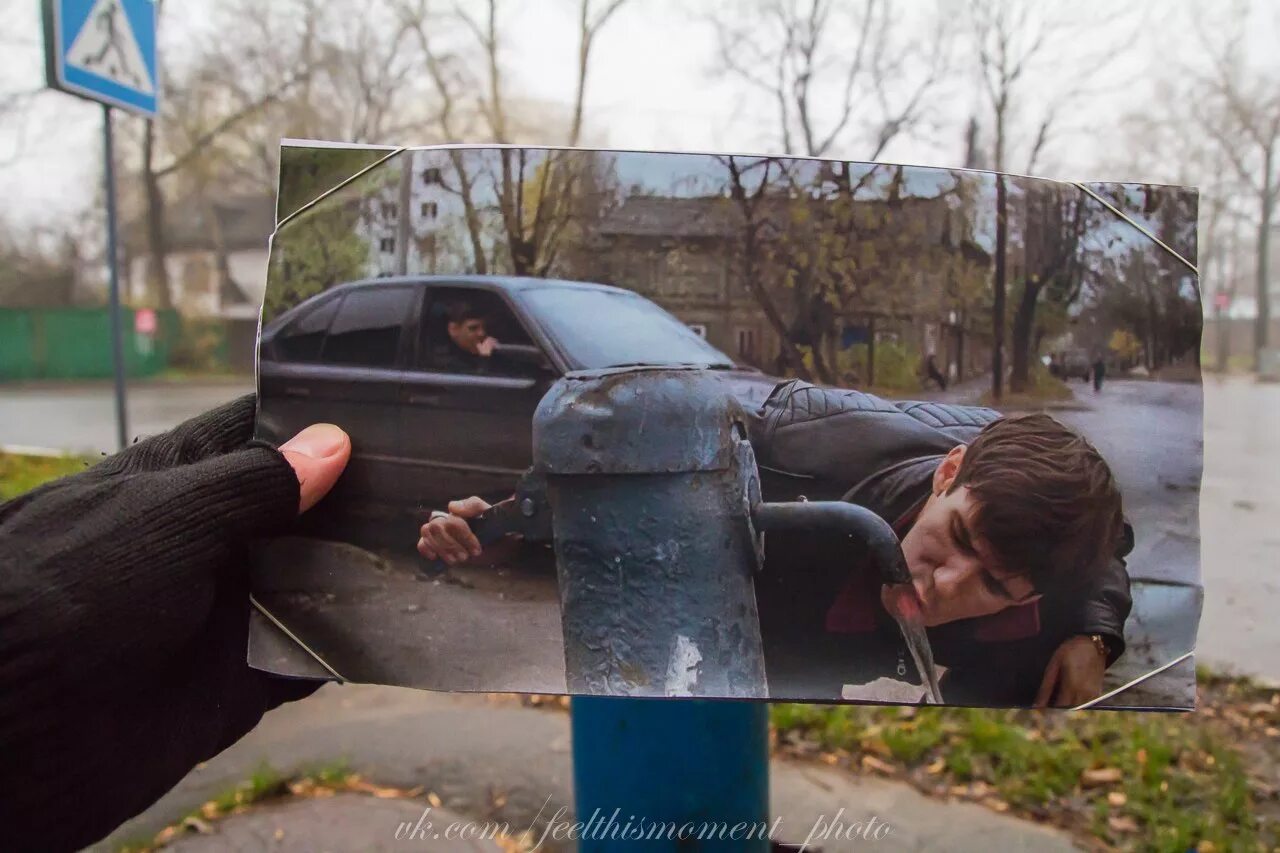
380,236,396,254
380,201,398,220
274,296,340,363
320,286,413,368
422,168,442,185
420,201,439,219
737,327,758,359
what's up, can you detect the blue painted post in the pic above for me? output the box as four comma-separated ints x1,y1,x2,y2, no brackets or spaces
571,696,771,851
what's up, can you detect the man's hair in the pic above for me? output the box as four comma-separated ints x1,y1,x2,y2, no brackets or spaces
950,413,1124,593
444,299,485,325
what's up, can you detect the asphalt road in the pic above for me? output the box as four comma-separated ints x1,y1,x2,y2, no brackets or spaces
1,374,1275,683
0,378,254,453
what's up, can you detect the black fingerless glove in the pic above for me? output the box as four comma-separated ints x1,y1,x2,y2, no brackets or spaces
0,395,318,852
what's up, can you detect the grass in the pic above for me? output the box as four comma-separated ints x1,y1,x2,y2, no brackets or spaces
116,761,351,852
0,451,93,501
771,673,1279,852
979,364,1076,408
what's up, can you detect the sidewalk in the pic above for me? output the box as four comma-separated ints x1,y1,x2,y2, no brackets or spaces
98,685,1083,852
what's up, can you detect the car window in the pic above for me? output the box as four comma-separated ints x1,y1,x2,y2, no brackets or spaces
320,286,413,368
419,288,542,378
274,296,340,363
519,287,734,370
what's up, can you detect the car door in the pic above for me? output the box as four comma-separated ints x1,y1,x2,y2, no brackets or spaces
398,286,558,513
262,284,416,514
258,292,343,444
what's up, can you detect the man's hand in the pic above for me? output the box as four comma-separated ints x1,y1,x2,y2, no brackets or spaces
0,395,350,852
1034,635,1107,708
418,496,491,564
477,336,499,357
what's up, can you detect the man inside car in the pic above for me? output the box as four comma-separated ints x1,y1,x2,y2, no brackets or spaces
417,379,1132,708
432,299,501,373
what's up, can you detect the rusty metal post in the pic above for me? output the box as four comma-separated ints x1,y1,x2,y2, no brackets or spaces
533,366,768,697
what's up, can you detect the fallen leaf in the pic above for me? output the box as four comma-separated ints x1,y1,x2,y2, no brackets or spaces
820,752,839,766
1197,841,1217,853
1265,727,1279,737
1108,815,1139,833
1081,767,1123,787
1247,702,1274,716
862,738,894,758
182,816,214,835
948,784,970,798
926,757,945,775
1107,791,1127,807
1136,748,1148,766
860,755,896,775
981,797,1010,813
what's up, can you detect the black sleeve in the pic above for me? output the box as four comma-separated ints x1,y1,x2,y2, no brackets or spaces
0,396,319,853
1053,521,1135,665
1070,555,1133,665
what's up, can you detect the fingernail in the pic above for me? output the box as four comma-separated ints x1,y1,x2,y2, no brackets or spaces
281,424,347,459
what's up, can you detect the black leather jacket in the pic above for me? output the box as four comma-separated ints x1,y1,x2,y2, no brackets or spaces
744,380,1133,704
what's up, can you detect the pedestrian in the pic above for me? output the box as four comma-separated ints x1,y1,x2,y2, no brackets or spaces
925,352,948,391
1092,354,1107,392
0,397,351,852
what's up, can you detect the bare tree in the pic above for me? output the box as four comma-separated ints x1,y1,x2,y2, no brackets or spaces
707,0,951,159
965,0,1136,174
1190,8,1280,369
395,0,630,274
569,0,630,147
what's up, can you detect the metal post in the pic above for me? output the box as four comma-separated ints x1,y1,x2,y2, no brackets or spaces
101,103,129,450
571,697,771,851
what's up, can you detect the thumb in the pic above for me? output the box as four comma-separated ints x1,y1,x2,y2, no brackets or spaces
279,424,351,513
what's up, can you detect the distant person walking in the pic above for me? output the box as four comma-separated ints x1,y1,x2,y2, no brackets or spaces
1092,354,1107,392
925,353,948,391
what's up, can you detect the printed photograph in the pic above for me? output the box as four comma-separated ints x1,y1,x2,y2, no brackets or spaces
249,142,1203,710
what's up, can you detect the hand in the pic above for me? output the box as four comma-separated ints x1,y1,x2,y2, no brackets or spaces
418,496,491,564
1034,635,1107,708
477,336,499,357
0,395,349,851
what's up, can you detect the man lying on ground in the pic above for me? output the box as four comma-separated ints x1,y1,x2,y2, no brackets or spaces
418,380,1132,708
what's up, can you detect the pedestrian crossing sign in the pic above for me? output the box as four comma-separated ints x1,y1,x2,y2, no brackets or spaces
43,0,158,118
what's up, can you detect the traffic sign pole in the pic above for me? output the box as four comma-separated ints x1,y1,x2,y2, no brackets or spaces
44,0,158,452
101,103,129,450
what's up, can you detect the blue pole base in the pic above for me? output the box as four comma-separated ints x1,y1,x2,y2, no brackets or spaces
570,696,771,851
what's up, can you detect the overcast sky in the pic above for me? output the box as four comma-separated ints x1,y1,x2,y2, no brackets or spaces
1,0,1274,233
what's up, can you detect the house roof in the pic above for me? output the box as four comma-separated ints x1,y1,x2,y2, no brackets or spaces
597,196,740,239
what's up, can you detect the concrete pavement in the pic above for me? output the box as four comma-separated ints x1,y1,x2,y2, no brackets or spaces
97,684,1083,852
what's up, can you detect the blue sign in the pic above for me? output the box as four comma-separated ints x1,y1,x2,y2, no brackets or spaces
43,0,158,118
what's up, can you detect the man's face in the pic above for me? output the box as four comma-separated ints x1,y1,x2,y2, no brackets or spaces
885,445,1041,627
447,317,487,354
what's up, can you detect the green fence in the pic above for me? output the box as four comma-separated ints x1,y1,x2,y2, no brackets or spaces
0,307,182,381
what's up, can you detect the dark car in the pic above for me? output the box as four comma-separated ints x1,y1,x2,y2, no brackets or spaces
258,275,778,519
1059,349,1092,382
